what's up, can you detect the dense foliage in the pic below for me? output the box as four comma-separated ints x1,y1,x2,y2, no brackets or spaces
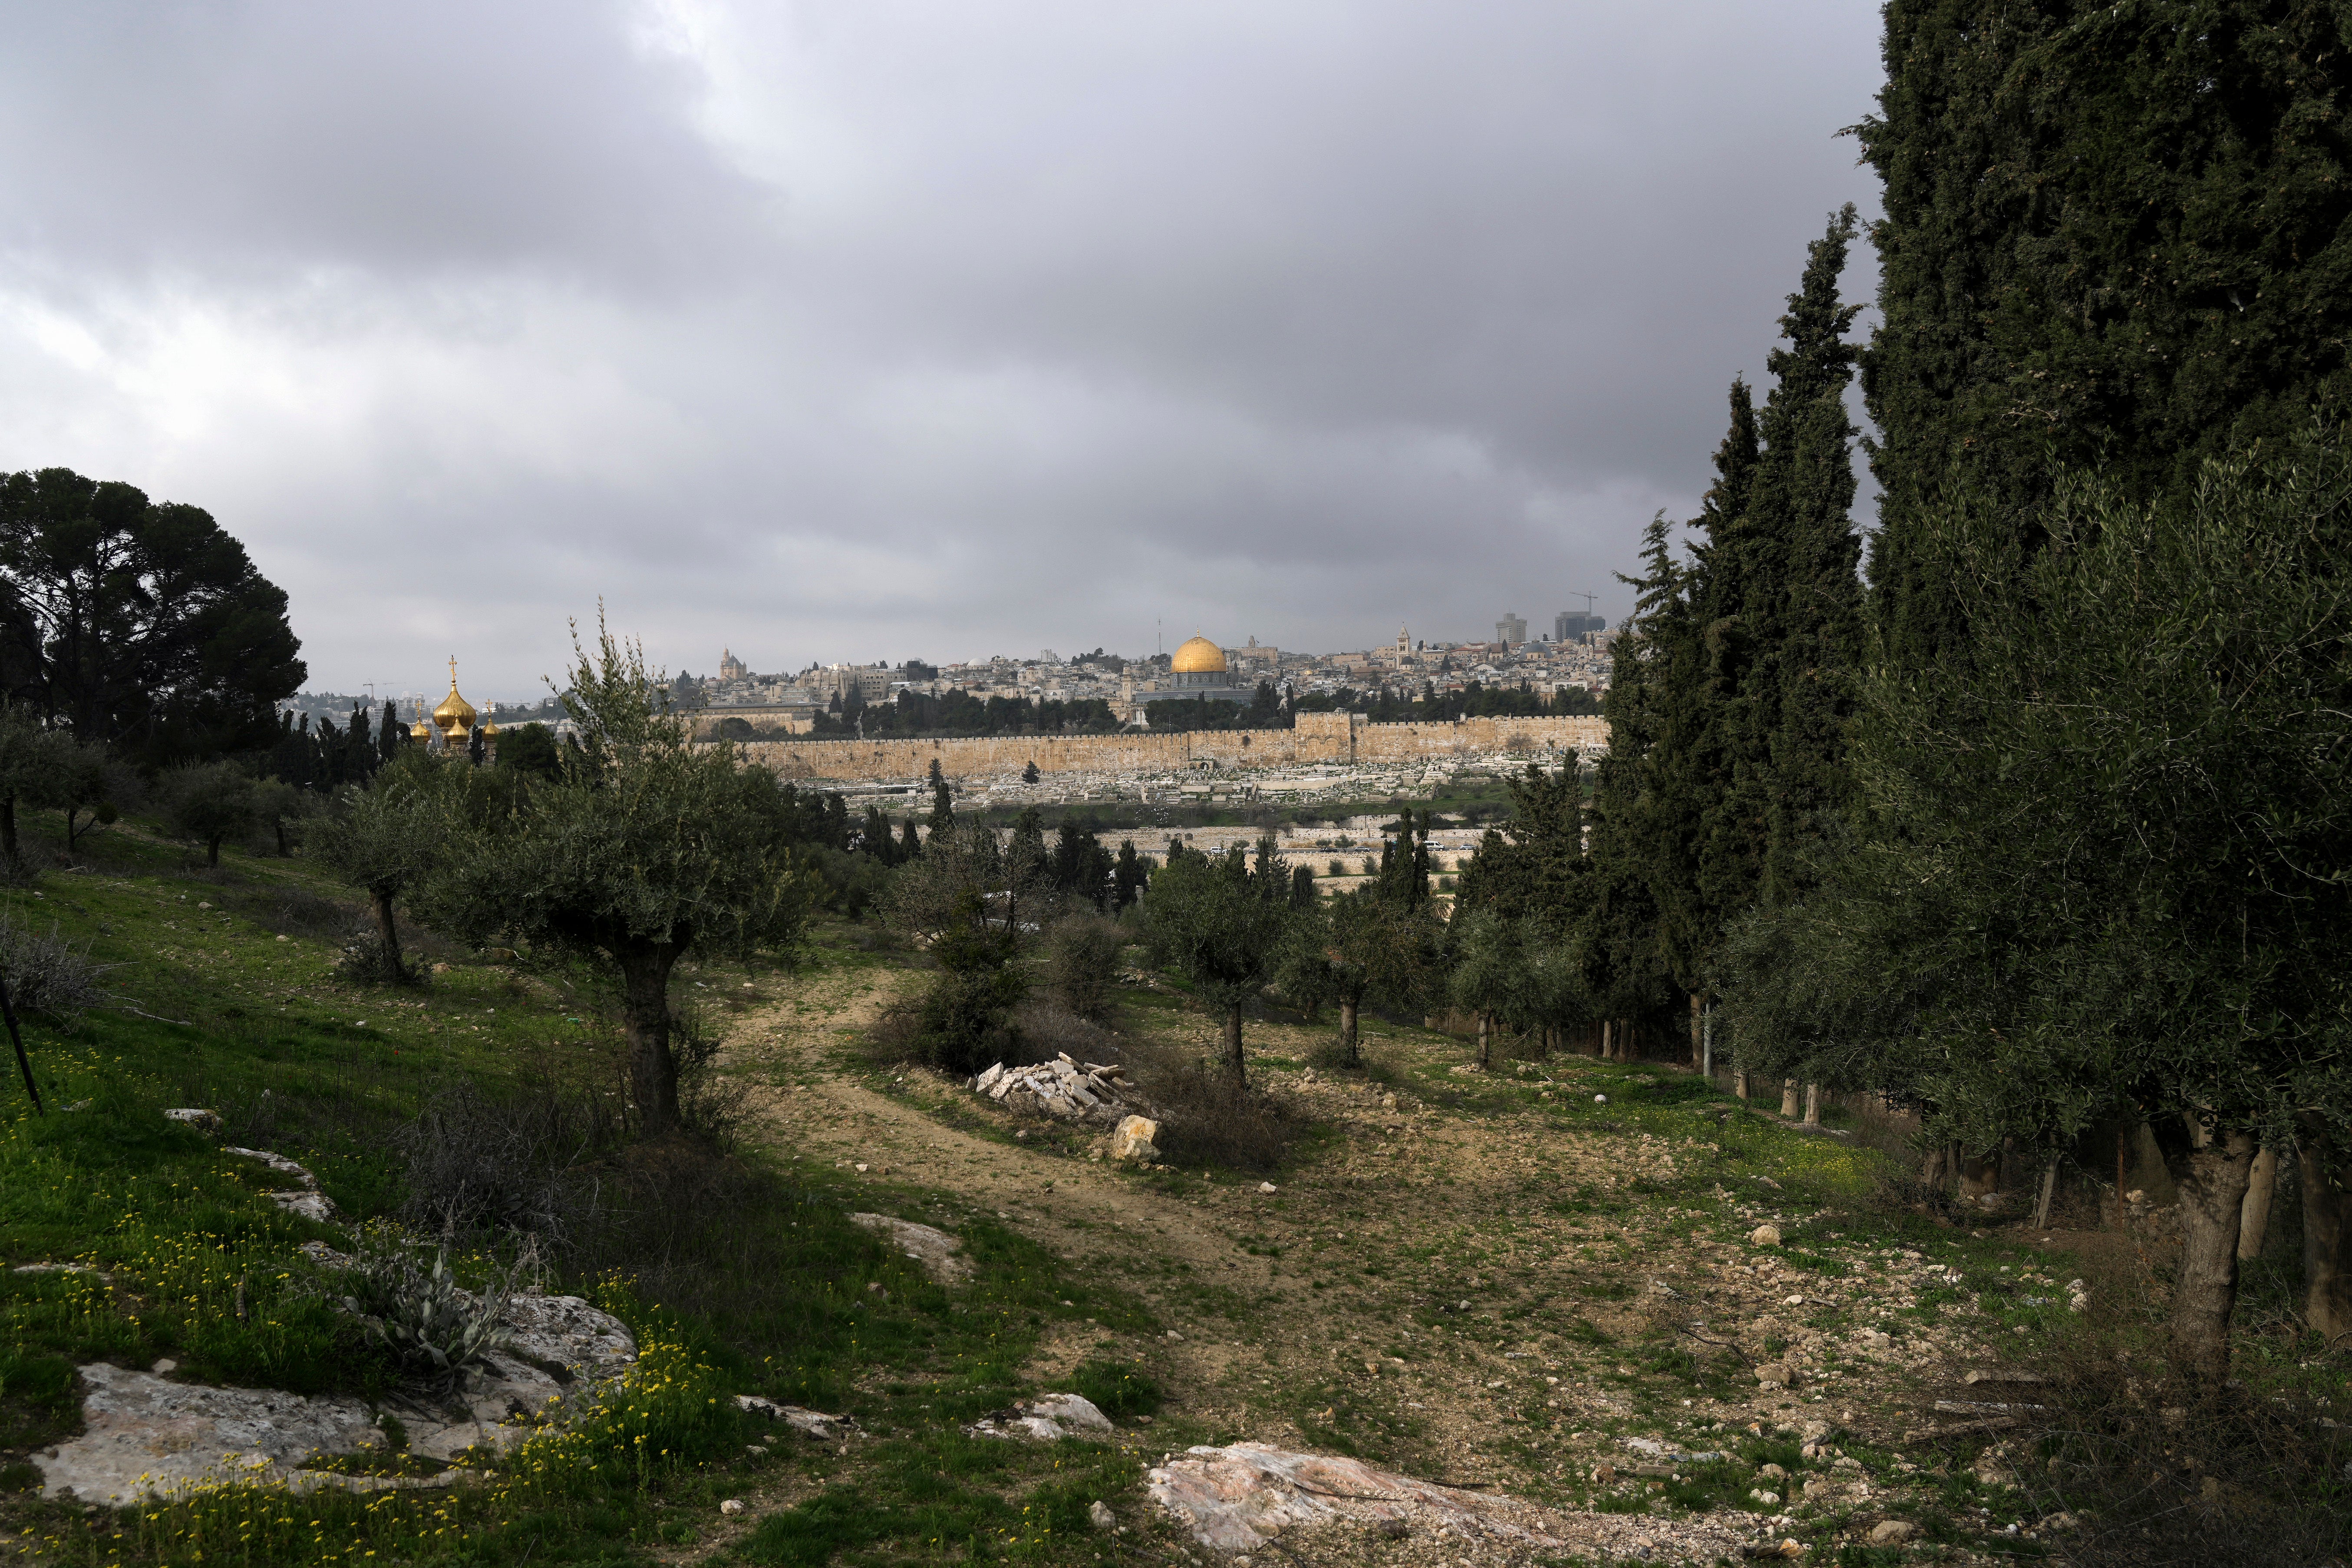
0,468,305,766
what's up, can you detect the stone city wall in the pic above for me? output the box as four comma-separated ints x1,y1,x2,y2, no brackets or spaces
736,711,1608,782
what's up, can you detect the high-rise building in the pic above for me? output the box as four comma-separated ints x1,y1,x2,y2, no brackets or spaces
1496,611,1528,646
1553,612,1610,643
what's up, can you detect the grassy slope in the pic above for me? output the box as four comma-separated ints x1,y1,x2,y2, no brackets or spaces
0,816,1158,1568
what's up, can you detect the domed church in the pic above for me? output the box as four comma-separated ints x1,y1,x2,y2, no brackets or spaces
410,657,497,759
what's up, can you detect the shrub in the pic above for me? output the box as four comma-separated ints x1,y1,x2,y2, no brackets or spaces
899,966,1029,1076
394,1084,617,1247
0,915,112,1025
1042,914,1123,1018
1141,1055,1299,1172
1328,859,1346,877
805,844,892,921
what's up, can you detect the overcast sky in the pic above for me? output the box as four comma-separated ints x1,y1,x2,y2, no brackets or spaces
0,1,1884,703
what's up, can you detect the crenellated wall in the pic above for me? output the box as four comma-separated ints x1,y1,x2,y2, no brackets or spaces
735,711,1607,782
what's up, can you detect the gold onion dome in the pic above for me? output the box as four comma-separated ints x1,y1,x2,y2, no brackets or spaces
1170,634,1227,674
432,657,477,731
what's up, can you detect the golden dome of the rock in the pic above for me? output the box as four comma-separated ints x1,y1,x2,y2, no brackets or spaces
1170,635,1227,674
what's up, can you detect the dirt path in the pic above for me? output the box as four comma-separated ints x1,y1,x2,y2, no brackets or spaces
719,968,1311,1403
706,956,2043,1564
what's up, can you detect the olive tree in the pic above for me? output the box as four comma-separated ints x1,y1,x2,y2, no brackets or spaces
419,616,806,1132
304,753,439,982
159,761,256,867
1725,441,2352,1385
0,706,67,865
1281,888,1445,1066
1141,843,1292,1081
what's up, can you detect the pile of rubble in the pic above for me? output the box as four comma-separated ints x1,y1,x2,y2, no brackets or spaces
971,1055,1138,1124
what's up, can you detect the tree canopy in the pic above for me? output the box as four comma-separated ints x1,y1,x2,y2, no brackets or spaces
0,469,305,764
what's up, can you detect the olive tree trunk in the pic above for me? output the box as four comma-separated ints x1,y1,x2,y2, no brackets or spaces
2237,1146,2279,1262
1338,996,1360,1067
2298,1115,2351,1345
618,943,684,1131
2168,1126,2258,1390
1476,1011,1491,1069
368,888,405,982
1780,1079,1801,1118
0,795,16,864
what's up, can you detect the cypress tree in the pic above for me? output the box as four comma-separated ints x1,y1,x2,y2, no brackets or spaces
1112,838,1147,910
1576,515,1684,1042
927,759,953,832
1858,0,2352,668
1751,207,1865,905
1689,380,1766,965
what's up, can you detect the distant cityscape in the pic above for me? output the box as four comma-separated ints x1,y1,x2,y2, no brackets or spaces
675,611,1615,736
280,612,1616,739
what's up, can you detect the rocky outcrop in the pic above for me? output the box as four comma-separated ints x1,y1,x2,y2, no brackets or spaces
971,1056,1137,1125
34,1293,639,1502
1149,1443,1754,1560
225,1147,336,1223
849,1214,973,1284
38,1364,385,1504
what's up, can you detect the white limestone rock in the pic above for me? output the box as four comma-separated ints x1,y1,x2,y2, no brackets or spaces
849,1213,973,1284
37,1364,384,1503
1108,1116,1161,1162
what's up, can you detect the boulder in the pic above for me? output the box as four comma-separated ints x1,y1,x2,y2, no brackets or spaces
967,1392,1115,1442
497,1293,638,1380
1024,1393,1113,1433
1869,1521,1917,1544
163,1108,221,1137
1108,1116,1161,1162
1755,1363,1794,1389
1749,1225,1782,1246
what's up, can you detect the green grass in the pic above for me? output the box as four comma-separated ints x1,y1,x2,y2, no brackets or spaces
0,815,1158,1567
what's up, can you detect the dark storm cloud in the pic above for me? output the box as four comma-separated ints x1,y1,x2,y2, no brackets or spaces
0,1,1883,697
